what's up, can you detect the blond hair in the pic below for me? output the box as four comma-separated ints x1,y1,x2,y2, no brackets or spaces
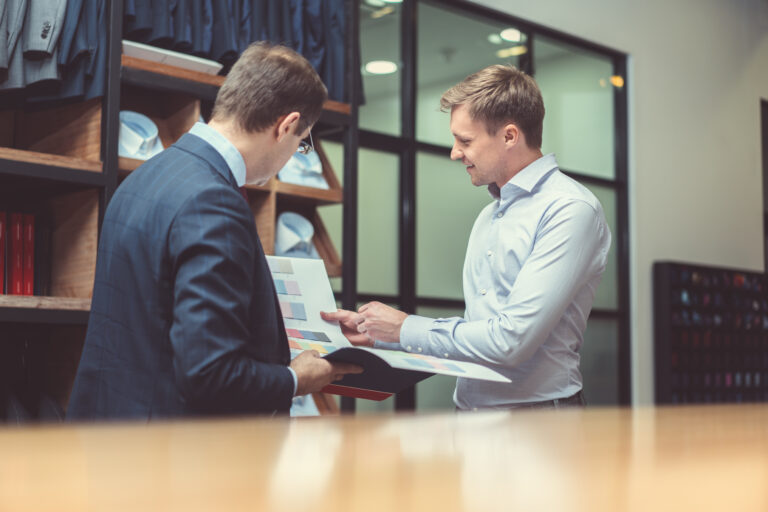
440,65,544,149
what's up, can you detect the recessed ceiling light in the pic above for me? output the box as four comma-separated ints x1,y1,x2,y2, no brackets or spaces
364,60,398,75
500,28,522,42
487,33,503,45
496,46,528,58
381,0,403,3
365,0,385,6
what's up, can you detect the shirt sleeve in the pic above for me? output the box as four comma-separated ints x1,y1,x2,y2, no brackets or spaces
401,200,608,367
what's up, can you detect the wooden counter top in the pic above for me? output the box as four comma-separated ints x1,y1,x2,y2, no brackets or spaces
1,404,767,511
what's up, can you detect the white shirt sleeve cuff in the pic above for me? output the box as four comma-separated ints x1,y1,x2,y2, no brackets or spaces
399,314,434,352
287,367,299,396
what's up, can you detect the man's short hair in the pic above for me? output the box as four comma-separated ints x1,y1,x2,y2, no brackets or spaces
212,42,328,135
440,64,545,149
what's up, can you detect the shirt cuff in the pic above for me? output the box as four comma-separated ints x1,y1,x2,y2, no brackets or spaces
399,314,435,353
287,367,298,396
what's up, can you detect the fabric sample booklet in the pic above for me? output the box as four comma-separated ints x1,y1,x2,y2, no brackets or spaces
267,256,510,400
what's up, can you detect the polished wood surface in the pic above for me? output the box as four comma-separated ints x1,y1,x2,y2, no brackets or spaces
1,404,767,511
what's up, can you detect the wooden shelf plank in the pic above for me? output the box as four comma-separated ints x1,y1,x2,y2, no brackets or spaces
121,55,350,118
322,100,351,116
0,296,91,311
275,181,343,205
122,55,225,87
0,296,91,325
0,147,101,173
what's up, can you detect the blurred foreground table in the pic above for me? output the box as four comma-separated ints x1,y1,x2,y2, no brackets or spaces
1,404,767,511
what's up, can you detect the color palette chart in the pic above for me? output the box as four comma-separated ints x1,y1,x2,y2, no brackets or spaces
280,301,307,321
274,279,301,296
266,255,348,352
654,262,768,405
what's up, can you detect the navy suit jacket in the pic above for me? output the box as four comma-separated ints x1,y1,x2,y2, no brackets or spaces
68,134,294,421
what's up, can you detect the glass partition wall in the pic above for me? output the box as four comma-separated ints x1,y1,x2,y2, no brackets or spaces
331,0,629,410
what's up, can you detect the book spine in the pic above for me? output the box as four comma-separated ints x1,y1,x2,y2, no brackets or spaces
0,211,5,294
23,214,34,296
10,213,23,295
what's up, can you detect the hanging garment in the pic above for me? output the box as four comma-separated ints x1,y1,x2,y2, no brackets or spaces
0,1,9,80
0,0,29,90
22,0,69,88
322,0,345,101
171,0,192,52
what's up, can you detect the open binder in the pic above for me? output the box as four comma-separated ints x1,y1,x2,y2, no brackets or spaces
267,256,510,401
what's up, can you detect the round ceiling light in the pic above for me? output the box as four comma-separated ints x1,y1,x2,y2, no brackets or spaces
500,28,522,42
365,60,398,75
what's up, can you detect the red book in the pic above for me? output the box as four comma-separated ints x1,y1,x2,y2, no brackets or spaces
22,214,34,296
9,213,23,295
0,212,5,294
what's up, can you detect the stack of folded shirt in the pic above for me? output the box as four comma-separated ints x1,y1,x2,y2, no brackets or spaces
275,211,320,259
118,111,165,160
277,151,329,190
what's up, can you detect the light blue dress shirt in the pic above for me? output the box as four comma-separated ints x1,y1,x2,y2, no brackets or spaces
187,122,299,395
399,154,611,409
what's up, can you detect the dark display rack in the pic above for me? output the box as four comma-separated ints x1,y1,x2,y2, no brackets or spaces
654,261,768,404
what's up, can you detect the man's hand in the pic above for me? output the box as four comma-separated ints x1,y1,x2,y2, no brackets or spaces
357,301,407,344
320,309,372,346
290,350,363,396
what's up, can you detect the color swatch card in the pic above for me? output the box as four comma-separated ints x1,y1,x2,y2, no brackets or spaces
266,256,510,398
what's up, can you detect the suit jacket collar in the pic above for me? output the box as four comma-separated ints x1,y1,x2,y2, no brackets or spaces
174,133,239,190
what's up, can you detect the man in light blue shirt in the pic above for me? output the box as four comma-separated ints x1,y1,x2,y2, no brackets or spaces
323,64,611,410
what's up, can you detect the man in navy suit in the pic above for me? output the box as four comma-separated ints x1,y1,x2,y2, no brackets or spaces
68,42,361,421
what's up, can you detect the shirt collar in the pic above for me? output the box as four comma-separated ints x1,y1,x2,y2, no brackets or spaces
189,122,247,187
488,153,559,199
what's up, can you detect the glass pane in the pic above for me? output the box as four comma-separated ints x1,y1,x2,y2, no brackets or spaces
359,0,402,136
414,305,464,412
358,149,399,295
534,36,616,179
317,141,344,293
580,316,620,405
581,183,618,310
417,2,528,147
416,151,492,300
318,144,400,296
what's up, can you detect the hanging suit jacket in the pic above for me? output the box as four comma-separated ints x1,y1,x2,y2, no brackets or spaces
0,0,28,90
0,1,8,80
22,0,68,87
67,134,294,420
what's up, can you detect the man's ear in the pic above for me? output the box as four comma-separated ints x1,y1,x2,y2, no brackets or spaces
503,123,521,147
276,112,301,142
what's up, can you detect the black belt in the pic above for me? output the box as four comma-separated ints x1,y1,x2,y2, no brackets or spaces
512,390,586,410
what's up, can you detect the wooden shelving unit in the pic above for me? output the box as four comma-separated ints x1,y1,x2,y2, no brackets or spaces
1,25,353,417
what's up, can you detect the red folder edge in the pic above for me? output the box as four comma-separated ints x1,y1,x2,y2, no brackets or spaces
22,214,34,296
10,213,23,295
320,384,393,402
0,212,5,294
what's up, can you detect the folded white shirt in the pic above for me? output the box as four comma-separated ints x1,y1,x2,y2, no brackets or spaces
118,111,164,160
275,212,320,259
277,151,329,190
